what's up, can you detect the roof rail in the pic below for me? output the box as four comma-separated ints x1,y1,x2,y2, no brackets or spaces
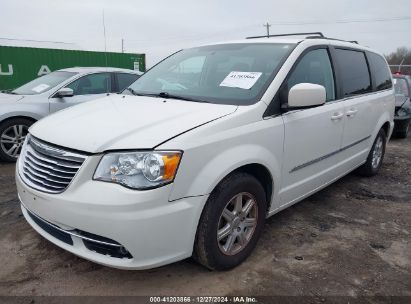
246,32,361,45
307,36,360,44
246,32,324,39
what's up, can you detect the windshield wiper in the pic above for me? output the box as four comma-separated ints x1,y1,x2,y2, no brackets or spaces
124,87,139,95
124,89,209,103
156,92,209,103
1,90,17,95
124,88,159,98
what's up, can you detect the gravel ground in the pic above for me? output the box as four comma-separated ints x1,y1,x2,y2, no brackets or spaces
0,136,410,298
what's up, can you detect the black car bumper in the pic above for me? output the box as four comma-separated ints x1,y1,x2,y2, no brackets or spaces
394,115,411,132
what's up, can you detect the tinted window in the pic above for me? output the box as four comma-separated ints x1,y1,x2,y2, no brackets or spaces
335,49,372,97
12,71,76,95
66,73,111,95
368,53,392,91
286,48,335,102
117,73,140,91
127,43,295,105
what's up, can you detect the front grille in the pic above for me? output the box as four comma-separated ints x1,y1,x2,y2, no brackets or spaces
19,135,87,194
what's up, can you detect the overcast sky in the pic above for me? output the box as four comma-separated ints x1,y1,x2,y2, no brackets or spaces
1,0,411,67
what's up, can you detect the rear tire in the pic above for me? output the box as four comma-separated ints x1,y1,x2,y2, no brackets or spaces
0,118,33,162
357,128,386,177
193,172,267,271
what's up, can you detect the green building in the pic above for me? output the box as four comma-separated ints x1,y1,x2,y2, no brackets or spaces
0,45,145,90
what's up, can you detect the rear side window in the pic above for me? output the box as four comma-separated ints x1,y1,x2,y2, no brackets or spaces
335,49,372,97
368,53,392,91
117,73,140,91
67,73,111,95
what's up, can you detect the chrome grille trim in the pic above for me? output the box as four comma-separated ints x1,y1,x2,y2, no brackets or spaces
19,135,87,194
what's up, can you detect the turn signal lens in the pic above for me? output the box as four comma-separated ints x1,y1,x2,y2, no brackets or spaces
162,153,182,180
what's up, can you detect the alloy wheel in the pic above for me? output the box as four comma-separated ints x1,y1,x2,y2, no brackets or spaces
371,135,383,169
217,192,258,256
0,124,29,159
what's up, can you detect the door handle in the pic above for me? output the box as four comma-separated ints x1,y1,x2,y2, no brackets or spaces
346,108,358,117
331,112,344,120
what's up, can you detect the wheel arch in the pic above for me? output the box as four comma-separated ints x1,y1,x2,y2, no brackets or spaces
371,111,393,145
381,121,391,138
227,163,274,213
0,115,37,126
170,143,281,209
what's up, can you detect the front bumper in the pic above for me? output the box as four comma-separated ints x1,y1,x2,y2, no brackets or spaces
394,114,411,121
16,156,207,270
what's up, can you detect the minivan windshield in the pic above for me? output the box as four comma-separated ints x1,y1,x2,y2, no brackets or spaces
126,43,295,105
12,71,77,95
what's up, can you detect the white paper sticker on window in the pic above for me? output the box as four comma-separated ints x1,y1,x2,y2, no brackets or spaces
31,84,50,93
220,71,262,90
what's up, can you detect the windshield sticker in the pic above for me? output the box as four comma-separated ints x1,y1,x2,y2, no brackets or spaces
220,71,262,90
31,84,50,93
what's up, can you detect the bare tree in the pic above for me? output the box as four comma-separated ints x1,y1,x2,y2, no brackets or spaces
386,47,411,74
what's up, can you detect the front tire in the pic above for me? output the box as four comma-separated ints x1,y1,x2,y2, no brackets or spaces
0,118,33,162
357,128,386,177
193,172,267,270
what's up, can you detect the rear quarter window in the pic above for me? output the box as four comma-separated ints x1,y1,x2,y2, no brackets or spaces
335,49,372,97
367,52,392,91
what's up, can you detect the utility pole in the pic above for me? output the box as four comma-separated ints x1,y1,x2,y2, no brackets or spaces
263,22,271,37
121,38,124,53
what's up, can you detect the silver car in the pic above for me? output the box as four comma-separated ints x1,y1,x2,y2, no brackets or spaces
0,67,141,161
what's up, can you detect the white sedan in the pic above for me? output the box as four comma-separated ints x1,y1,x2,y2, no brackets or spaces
0,67,141,161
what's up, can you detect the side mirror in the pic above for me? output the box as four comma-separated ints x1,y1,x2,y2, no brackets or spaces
55,88,74,98
288,83,326,109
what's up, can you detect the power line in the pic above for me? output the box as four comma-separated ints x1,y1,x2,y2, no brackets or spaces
0,37,75,45
269,16,411,26
109,16,411,45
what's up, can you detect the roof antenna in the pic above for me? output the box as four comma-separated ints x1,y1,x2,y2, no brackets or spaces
102,9,109,94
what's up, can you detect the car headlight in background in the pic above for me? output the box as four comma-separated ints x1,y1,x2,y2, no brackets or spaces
396,108,408,117
94,151,182,189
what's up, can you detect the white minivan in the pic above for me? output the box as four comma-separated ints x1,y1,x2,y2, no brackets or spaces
16,33,394,270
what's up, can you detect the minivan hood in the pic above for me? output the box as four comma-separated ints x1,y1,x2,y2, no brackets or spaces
0,93,24,102
30,95,237,153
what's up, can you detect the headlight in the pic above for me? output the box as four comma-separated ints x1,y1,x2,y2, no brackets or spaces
93,151,182,189
397,108,407,117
